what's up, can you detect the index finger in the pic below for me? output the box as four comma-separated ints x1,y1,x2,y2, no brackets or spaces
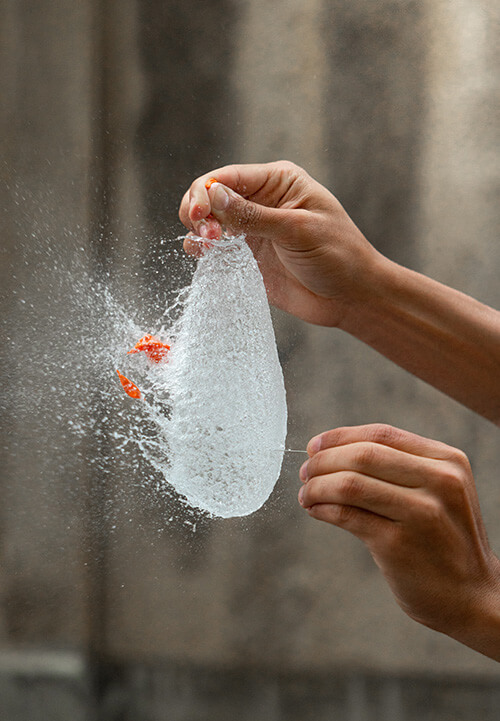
307,423,460,462
193,163,279,199
179,161,298,228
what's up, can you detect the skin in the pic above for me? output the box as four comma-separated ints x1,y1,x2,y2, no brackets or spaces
179,160,500,660
300,424,500,661
179,161,500,424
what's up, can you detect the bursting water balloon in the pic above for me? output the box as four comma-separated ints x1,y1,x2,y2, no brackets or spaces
162,234,287,518
5,210,287,521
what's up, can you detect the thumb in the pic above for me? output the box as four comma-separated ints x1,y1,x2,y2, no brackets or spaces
208,182,286,239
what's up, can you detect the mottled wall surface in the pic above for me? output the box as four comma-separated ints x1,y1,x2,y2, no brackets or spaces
324,0,427,267
1,0,500,718
0,0,95,651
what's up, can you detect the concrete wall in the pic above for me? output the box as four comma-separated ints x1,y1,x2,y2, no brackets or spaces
1,0,500,718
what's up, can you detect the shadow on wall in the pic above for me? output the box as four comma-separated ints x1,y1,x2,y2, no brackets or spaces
135,0,239,235
325,0,427,268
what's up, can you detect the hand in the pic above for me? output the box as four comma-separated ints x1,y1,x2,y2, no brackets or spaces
178,161,381,327
298,423,500,659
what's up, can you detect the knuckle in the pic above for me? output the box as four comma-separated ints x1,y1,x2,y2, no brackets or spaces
434,460,469,496
235,199,262,228
284,209,318,241
338,473,363,503
440,444,471,471
450,448,471,473
435,466,471,514
274,159,300,175
286,208,308,232
369,423,401,446
317,427,348,450
412,494,444,526
329,503,358,526
355,442,377,469
436,464,461,489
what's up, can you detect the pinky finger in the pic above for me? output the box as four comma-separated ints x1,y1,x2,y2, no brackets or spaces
307,502,391,541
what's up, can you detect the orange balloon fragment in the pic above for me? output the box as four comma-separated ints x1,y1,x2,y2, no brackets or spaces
127,334,170,364
116,370,141,399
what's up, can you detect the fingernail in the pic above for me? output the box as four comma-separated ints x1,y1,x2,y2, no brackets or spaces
211,184,229,212
198,220,209,238
299,460,309,482
308,435,322,454
298,486,305,505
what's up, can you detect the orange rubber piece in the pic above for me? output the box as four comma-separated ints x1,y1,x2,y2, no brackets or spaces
116,370,141,399
128,334,170,364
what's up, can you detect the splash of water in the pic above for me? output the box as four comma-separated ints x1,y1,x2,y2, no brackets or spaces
113,234,288,517
160,234,287,517
3,215,287,520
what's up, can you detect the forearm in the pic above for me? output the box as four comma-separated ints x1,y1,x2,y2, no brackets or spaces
340,255,500,425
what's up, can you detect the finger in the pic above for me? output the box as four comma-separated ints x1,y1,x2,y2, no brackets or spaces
178,190,193,229
205,182,297,239
306,502,393,542
180,178,285,239
302,441,441,489
180,164,273,228
195,216,223,241
300,471,415,521
183,235,206,258
307,423,458,462
179,202,223,241
188,162,296,207
180,161,306,236
179,183,221,228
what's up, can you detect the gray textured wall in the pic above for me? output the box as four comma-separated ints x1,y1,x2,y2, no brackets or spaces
1,0,500,718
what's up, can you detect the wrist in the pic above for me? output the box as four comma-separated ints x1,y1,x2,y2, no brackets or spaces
445,556,500,662
336,248,398,336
